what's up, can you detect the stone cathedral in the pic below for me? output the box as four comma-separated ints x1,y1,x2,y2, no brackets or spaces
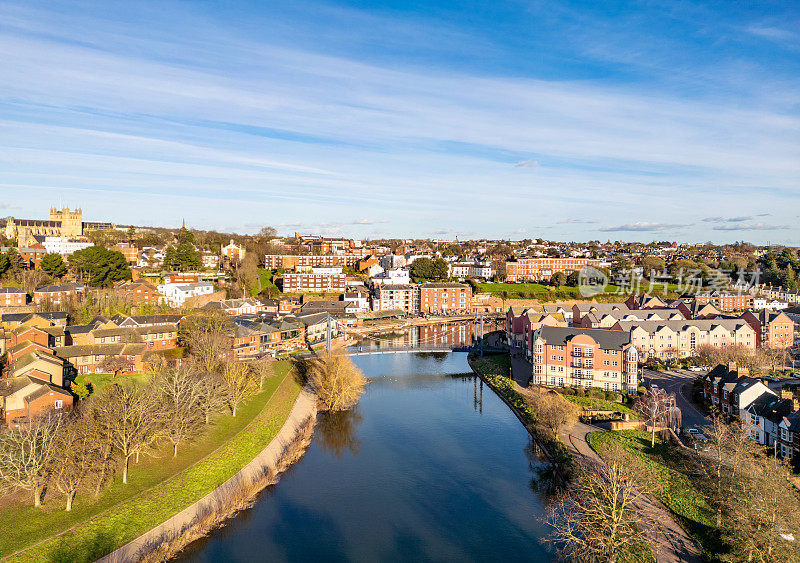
5,207,115,247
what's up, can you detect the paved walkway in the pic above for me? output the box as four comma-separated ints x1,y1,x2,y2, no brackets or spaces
508,359,702,562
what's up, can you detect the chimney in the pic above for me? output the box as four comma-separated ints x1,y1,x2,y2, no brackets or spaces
782,389,795,401
794,398,800,413
739,366,749,377
727,361,737,374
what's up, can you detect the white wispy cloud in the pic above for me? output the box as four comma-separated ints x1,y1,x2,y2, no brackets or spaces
702,216,752,223
712,222,788,231
599,222,690,232
558,218,599,224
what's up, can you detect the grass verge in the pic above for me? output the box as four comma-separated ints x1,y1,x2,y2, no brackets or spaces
586,430,719,557
2,363,301,562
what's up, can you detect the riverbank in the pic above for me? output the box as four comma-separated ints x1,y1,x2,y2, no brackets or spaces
2,369,305,562
467,354,572,474
100,387,318,563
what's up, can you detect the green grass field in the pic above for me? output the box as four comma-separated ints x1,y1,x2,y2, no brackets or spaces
2,362,301,562
477,282,683,301
586,430,719,557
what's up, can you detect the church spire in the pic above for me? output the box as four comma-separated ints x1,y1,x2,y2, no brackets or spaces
182,218,185,230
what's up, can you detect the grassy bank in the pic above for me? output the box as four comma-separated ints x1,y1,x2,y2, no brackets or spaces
476,282,682,301
586,430,719,557
3,363,301,562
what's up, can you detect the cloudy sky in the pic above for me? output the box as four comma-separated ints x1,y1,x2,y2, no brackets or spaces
1,0,798,242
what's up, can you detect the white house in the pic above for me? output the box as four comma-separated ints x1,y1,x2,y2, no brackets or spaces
342,291,370,313
754,297,789,311
43,237,93,256
371,268,410,286
157,282,215,307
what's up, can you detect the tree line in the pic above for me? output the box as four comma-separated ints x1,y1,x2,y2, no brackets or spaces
0,356,275,510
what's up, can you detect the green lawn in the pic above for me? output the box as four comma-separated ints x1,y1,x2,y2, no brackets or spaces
562,395,640,419
3,362,301,562
477,282,622,300
477,282,683,301
586,430,719,557
74,372,151,396
256,269,280,297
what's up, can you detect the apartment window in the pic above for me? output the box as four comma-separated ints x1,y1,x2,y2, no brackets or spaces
54,400,63,409
781,428,789,441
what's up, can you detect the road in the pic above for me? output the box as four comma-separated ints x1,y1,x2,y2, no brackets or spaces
643,368,711,433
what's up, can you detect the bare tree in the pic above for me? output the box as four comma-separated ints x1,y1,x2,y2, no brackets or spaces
181,311,233,373
635,388,675,448
0,413,64,507
544,443,652,562
99,355,134,377
527,390,579,441
696,415,764,528
251,356,276,390
196,371,230,424
50,409,103,510
94,383,163,484
722,453,800,562
156,365,204,457
308,352,366,411
222,361,256,417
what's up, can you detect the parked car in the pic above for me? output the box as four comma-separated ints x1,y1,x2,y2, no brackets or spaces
688,366,704,372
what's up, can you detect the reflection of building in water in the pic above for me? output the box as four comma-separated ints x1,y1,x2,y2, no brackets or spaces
417,321,476,347
360,321,477,349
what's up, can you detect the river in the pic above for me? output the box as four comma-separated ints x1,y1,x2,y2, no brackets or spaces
176,352,554,562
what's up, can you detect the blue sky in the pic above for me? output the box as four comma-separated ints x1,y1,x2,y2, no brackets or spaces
1,0,798,243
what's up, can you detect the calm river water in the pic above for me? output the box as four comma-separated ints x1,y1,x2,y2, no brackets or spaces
176,353,553,562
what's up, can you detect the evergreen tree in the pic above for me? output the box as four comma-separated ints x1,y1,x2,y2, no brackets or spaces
40,253,67,278
68,246,132,287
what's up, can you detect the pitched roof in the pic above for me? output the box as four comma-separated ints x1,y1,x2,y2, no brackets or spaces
537,326,632,350
0,287,26,294
25,383,71,403
616,319,753,333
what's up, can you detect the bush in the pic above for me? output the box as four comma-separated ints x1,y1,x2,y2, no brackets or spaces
637,385,647,395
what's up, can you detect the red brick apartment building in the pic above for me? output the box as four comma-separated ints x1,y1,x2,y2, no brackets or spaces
419,283,471,314
506,258,603,282
532,326,639,393
695,292,754,311
282,272,346,293
0,287,27,307
264,254,359,269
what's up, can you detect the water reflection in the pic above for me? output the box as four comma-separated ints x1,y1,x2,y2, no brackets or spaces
176,352,554,562
315,408,363,458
